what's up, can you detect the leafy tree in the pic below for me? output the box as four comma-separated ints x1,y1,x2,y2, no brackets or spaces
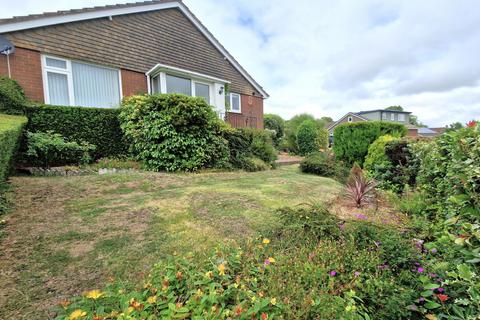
263,114,285,146
386,106,404,111
446,122,463,132
296,120,318,155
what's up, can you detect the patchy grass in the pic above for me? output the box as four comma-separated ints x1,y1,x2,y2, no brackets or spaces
0,165,340,319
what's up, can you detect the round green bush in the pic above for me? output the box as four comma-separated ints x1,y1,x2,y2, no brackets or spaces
0,76,26,115
119,94,229,172
296,120,318,155
364,135,396,176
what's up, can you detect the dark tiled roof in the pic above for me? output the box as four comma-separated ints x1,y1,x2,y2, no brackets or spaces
356,109,412,114
0,0,178,25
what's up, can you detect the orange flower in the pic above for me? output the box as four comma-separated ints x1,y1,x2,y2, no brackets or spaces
129,298,144,311
261,312,268,320
436,294,449,302
234,305,243,316
59,300,71,308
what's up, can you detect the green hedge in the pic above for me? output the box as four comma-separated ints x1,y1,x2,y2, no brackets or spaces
0,114,27,181
0,76,27,115
24,105,127,159
333,121,407,166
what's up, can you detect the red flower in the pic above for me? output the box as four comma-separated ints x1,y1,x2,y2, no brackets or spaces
436,294,449,302
466,120,477,128
261,313,268,320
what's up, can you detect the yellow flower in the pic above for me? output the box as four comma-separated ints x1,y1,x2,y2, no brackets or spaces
251,296,256,302
262,238,270,245
268,257,276,263
218,263,226,276
147,296,157,304
84,290,103,300
270,297,277,305
69,309,87,320
205,271,213,279
425,315,437,320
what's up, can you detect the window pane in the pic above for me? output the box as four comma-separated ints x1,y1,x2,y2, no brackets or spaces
47,72,70,105
195,82,209,102
390,113,395,121
151,75,161,94
72,62,120,108
166,74,191,95
46,57,67,69
399,114,405,121
231,93,240,111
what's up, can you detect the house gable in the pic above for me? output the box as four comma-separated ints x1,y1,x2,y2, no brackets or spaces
0,2,267,98
327,112,368,133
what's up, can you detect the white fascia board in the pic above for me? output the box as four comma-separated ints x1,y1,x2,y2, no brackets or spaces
0,1,269,98
146,63,230,84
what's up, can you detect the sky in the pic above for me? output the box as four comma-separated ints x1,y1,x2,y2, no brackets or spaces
1,0,480,126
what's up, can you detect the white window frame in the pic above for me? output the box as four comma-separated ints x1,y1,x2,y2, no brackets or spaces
192,80,212,104
229,92,241,113
348,116,353,122
41,54,123,107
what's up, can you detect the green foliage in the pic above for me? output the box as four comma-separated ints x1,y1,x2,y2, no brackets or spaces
0,114,27,182
120,94,229,172
223,127,277,171
385,105,404,111
0,76,27,115
25,131,96,167
88,157,140,170
263,114,285,147
284,114,316,153
24,104,126,159
332,121,407,166
56,206,422,320
364,135,397,189
300,151,348,182
316,127,328,150
417,124,480,216
296,120,318,155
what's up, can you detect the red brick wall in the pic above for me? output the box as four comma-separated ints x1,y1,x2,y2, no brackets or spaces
0,47,44,102
226,94,264,129
121,69,148,97
407,128,418,137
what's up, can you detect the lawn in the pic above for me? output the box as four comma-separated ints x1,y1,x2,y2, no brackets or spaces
0,165,341,319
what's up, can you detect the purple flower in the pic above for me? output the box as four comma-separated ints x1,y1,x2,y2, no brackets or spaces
329,270,337,277
430,248,437,254
417,267,424,273
419,297,425,302
436,287,444,293
428,273,437,278
339,222,346,231
355,213,367,220
264,259,271,265
378,264,389,270
354,271,361,277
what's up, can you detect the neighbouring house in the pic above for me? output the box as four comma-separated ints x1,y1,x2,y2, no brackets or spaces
327,108,443,144
0,0,268,129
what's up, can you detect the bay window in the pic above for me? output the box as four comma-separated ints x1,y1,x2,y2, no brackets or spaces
42,55,121,108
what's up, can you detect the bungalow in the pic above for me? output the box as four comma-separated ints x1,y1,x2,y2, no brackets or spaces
0,0,268,129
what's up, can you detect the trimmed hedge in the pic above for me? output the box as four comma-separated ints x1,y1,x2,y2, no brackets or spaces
0,76,26,115
0,114,27,181
333,121,407,166
24,105,127,159
300,151,349,183
296,120,318,155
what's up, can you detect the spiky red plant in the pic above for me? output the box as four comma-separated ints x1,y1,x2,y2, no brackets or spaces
345,165,376,208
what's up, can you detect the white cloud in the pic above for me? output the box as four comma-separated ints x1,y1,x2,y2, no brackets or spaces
1,0,480,126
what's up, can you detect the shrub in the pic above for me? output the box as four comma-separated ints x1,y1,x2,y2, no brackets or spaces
316,127,328,150
25,131,96,167
0,114,27,181
24,104,126,159
333,121,407,166
223,127,277,171
263,114,285,147
57,206,422,320
120,94,229,171
0,76,27,115
345,164,377,208
296,120,318,155
300,151,348,182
